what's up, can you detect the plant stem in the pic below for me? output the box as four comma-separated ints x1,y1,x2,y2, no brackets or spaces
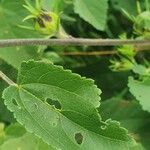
58,47,150,56
56,25,71,39
59,51,116,56
0,71,16,86
0,38,149,47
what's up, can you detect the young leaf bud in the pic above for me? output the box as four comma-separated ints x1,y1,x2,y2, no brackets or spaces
35,11,59,36
134,11,150,37
110,59,134,72
117,45,136,59
22,0,70,38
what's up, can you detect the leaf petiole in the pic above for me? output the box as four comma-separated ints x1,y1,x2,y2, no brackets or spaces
0,71,17,86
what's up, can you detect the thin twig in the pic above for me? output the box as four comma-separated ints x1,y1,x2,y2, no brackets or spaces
0,38,150,47
59,51,116,56
59,47,150,56
0,71,17,86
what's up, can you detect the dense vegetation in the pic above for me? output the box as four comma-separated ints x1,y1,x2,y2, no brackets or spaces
0,0,150,149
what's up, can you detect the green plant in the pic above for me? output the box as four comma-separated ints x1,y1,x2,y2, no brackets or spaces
0,0,150,150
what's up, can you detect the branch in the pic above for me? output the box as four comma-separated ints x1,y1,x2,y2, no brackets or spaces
59,51,116,56
0,38,150,47
59,47,150,56
0,71,17,86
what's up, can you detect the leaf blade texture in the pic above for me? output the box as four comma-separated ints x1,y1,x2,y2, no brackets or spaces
74,0,108,31
3,60,136,150
128,77,150,112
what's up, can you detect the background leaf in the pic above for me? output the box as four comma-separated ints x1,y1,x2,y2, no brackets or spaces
100,96,150,149
111,0,138,15
0,123,55,150
74,0,108,31
128,77,150,112
0,60,16,123
0,0,42,68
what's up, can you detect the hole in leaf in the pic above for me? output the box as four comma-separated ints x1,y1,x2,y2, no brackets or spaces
12,99,21,109
46,98,61,110
34,103,38,109
12,99,18,106
75,133,83,145
52,122,57,127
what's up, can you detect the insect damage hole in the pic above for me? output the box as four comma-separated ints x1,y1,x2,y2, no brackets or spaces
46,98,62,110
12,99,18,106
12,99,21,109
75,133,83,145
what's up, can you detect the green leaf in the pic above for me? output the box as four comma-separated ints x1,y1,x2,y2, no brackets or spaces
100,96,150,132
5,123,26,138
100,96,150,150
42,0,64,14
0,60,16,123
3,60,136,149
0,133,54,150
0,123,55,150
0,123,5,145
0,0,42,68
111,0,138,15
128,77,150,112
132,64,148,76
74,0,108,31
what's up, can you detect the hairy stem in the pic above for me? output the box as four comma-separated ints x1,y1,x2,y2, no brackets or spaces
0,71,16,86
0,38,149,47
